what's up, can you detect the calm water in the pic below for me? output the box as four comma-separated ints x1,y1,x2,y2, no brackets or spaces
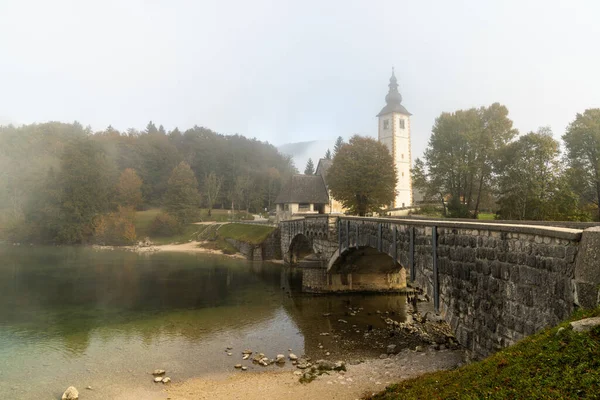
0,246,407,399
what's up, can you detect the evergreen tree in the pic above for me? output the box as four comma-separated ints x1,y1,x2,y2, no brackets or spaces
145,121,158,135
304,158,315,175
325,149,332,160
333,136,344,156
163,161,200,223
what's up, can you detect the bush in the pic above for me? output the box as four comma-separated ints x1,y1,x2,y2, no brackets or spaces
93,207,137,245
447,196,471,218
149,212,182,237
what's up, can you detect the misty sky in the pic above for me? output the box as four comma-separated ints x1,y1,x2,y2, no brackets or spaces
1,0,599,159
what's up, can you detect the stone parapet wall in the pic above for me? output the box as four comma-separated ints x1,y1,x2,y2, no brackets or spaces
280,215,599,358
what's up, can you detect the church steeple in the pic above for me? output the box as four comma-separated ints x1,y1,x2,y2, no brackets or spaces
377,68,411,117
376,68,413,209
386,68,402,105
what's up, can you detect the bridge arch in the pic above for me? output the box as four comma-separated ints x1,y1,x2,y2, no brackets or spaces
288,233,316,265
327,246,407,291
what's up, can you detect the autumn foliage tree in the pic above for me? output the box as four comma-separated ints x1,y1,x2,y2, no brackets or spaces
327,135,397,216
116,168,143,209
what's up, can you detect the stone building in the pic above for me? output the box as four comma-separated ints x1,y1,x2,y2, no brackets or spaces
315,158,346,214
274,174,330,222
275,158,347,222
377,68,412,208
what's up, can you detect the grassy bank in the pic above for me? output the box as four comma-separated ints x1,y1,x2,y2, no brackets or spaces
365,308,600,400
198,223,276,254
217,223,275,245
133,209,255,245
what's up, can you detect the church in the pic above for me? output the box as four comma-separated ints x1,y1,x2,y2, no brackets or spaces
275,70,413,221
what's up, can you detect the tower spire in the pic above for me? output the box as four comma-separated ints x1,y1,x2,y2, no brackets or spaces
386,68,402,105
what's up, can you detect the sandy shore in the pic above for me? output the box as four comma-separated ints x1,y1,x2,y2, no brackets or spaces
164,348,465,400
92,241,247,259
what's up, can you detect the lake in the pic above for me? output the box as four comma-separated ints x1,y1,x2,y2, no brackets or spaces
0,246,410,399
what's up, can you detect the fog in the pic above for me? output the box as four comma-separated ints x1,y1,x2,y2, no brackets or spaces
1,0,599,160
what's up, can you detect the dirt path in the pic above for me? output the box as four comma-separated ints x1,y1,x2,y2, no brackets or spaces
164,348,464,400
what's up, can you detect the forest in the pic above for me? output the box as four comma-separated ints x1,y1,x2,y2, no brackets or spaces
0,121,296,244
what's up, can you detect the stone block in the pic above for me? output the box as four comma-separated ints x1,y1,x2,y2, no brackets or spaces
573,227,600,309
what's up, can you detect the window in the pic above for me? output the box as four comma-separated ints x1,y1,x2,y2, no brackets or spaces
284,204,289,211
383,119,389,129
399,119,405,129
298,203,310,211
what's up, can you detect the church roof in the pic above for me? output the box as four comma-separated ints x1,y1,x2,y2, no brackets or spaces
376,69,411,117
275,174,329,204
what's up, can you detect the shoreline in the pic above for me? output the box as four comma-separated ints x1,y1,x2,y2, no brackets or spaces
163,347,465,400
92,241,248,260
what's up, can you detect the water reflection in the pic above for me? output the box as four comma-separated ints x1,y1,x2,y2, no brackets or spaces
0,246,408,399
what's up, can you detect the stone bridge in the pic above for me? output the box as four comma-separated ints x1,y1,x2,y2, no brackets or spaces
279,214,600,357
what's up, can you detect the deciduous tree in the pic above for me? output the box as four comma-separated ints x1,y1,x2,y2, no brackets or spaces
495,128,585,220
413,103,517,217
327,135,396,215
204,172,223,217
562,108,600,220
116,168,143,209
163,161,200,223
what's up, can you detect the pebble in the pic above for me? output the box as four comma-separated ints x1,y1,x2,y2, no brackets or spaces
234,364,242,369
152,369,166,376
162,377,171,384
153,377,163,383
241,366,248,371
289,353,298,361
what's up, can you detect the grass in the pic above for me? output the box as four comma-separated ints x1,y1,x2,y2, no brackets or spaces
198,238,238,255
198,208,254,222
133,208,162,238
365,307,600,400
149,224,206,245
134,208,257,245
477,212,496,220
216,223,275,245
196,223,276,254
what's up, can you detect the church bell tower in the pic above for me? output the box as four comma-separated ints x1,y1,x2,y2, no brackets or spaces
377,68,412,208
